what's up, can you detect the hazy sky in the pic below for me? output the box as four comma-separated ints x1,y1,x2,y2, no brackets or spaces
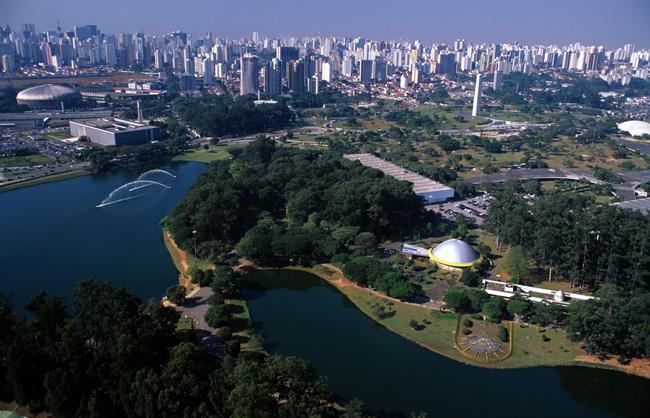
4,0,650,47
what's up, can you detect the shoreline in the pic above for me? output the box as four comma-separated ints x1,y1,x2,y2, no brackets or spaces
161,231,650,380
242,262,650,380
0,169,89,193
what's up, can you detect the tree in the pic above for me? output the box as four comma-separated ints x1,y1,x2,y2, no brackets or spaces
461,268,479,287
205,304,231,328
496,325,509,342
507,296,532,317
354,232,377,255
166,285,186,305
444,288,472,312
503,246,534,284
482,297,507,322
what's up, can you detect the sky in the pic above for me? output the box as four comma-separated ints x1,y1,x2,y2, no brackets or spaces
4,0,650,48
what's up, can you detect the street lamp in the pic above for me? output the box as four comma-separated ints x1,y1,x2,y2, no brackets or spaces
192,230,197,258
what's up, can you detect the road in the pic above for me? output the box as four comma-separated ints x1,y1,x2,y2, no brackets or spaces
465,167,650,202
614,137,650,158
176,286,224,357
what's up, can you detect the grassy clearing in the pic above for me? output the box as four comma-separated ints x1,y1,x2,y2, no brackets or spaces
313,263,585,369
0,170,88,192
176,316,194,331
173,146,233,163
0,154,56,167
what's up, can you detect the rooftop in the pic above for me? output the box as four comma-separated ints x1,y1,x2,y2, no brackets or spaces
70,118,156,134
343,153,452,194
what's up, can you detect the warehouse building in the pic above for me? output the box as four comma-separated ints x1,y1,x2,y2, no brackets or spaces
69,118,161,146
343,153,454,203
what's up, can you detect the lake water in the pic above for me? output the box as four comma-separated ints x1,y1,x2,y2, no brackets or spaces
0,161,207,312
243,270,650,418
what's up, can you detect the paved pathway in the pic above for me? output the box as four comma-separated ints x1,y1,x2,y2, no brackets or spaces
177,286,225,357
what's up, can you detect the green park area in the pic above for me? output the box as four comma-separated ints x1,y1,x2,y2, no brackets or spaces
311,264,582,369
0,154,56,167
173,145,234,163
0,169,88,192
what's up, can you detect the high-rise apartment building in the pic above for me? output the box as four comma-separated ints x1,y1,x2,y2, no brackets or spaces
240,55,259,95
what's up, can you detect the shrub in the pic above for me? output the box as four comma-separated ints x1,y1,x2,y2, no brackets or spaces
460,269,479,287
462,328,472,335
166,285,186,305
497,325,509,342
463,319,473,328
216,326,233,342
542,334,551,342
226,339,241,356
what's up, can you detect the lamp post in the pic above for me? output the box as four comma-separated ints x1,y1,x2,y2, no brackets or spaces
192,230,197,258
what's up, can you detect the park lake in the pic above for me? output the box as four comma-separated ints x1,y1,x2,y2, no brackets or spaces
0,163,649,417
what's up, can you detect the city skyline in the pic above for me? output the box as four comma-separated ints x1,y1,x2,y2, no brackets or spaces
4,0,650,48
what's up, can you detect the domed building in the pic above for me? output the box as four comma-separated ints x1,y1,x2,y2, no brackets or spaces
428,239,479,270
16,84,81,109
617,120,650,137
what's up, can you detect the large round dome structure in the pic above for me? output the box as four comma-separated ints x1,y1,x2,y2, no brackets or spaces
428,239,479,269
16,84,80,109
617,120,650,137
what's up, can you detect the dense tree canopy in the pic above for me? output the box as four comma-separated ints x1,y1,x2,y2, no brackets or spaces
175,95,293,137
0,282,343,417
165,138,434,266
484,186,650,359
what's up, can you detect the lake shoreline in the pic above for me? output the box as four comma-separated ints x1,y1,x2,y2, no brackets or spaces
161,229,650,380
0,169,89,193
242,262,650,380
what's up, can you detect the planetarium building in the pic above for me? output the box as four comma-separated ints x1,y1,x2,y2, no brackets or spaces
428,239,480,269
16,84,81,109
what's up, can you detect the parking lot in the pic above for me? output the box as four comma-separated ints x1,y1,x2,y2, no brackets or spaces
427,193,494,225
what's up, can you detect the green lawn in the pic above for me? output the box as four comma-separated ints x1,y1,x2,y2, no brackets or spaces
0,154,56,167
176,316,194,331
0,170,88,192
173,146,233,163
327,273,584,369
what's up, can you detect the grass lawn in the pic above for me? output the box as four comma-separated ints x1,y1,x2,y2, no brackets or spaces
0,154,56,167
227,297,264,352
42,131,73,140
176,316,194,331
0,169,88,192
173,146,233,163
332,278,583,368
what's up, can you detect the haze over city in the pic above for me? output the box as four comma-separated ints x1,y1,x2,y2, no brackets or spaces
4,0,650,47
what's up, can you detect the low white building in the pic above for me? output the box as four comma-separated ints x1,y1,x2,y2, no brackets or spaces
344,153,454,203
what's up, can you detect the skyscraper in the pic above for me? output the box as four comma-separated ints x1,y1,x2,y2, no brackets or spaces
264,58,283,96
288,60,305,94
240,56,259,96
203,59,214,86
493,70,503,91
359,59,373,85
472,73,483,117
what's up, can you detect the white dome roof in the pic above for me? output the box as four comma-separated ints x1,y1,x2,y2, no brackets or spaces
16,84,78,101
618,120,650,137
429,239,479,267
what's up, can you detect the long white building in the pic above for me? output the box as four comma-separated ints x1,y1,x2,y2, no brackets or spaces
343,153,454,203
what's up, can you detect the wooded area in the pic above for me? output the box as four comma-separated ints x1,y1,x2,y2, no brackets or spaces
0,281,345,417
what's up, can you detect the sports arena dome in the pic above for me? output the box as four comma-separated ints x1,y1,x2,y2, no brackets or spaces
428,239,479,268
16,84,81,109
617,120,650,137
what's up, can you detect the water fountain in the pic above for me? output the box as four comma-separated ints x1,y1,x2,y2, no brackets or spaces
96,170,176,208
